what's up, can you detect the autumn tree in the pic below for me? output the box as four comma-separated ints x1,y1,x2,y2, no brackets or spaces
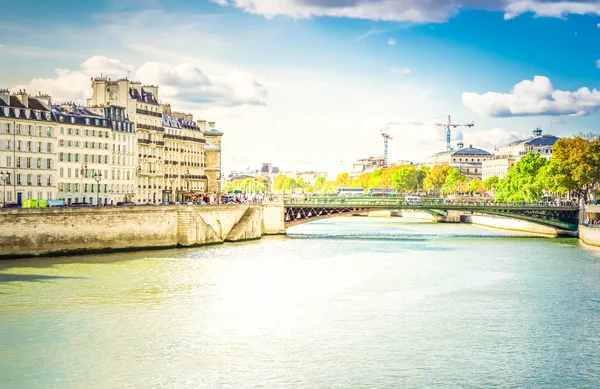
442,168,466,195
424,164,452,194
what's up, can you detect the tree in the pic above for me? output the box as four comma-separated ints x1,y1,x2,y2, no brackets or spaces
358,172,373,189
392,166,419,194
467,178,484,195
335,173,352,188
273,174,287,194
545,136,600,203
313,176,326,192
442,168,466,195
417,166,430,191
283,177,297,194
424,164,452,194
483,175,499,192
494,152,548,203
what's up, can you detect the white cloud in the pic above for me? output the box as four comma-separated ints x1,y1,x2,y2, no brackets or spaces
388,38,397,45
0,44,3,48
12,69,90,103
211,0,600,23
391,67,411,74
462,76,600,117
81,56,133,77
12,56,267,107
598,22,600,28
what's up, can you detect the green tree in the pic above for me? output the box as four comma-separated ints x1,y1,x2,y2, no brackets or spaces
283,177,297,194
391,166,419,194
417,166,430,191
442,168,466,195
483,175,499,192
273,174,287,194
335,173,352,188
313,176,326,192
494,152,548,203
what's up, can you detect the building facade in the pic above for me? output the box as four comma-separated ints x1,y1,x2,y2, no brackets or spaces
428,142,492,180
163,107,208,202
352,156,386,177
481,156,517,180
53,104,112,205
88,105,137,204
0,90,57,206
496,128,559,160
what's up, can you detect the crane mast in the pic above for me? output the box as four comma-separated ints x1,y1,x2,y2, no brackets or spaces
380,130,393,167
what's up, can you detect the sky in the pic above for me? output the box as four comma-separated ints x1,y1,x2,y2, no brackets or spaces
1,0,600,177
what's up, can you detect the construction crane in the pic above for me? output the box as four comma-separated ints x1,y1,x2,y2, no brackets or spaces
380,130,393,167
384,115,475,152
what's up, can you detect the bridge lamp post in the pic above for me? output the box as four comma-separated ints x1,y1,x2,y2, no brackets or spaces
93,171,102,206
186,169,190,201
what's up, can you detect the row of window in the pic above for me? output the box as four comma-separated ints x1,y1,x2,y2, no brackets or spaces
4,156,53,170
0,123,53,137
59,127,110,138
1,173,53,186
0,140,53,153
58,153,109,164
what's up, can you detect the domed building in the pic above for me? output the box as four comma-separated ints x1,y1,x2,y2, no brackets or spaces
428,142,492,179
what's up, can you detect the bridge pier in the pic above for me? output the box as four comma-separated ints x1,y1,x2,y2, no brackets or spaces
433,210,463,223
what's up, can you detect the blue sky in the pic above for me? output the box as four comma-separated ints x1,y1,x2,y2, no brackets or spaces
1,0,600,174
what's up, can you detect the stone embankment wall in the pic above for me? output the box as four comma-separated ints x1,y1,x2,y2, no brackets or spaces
468,215,560,236
0,204,286,259
579,225,600,246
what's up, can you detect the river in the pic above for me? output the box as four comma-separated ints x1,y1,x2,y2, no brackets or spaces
1,217,600,388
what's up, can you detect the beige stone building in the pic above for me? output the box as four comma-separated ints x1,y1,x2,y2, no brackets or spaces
53,104,112,205
87,77,164,203
428,142,492,180
163,105,208,202
87,105,137,204
481,156,517,180
496,128,559,160
0,89,57,205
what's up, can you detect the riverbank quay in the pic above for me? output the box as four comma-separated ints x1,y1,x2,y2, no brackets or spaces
0,203,286,259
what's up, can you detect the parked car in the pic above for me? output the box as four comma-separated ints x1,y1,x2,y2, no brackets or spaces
1,203,20,209
116,201,136,206
47,199,67,207
70,202,95,207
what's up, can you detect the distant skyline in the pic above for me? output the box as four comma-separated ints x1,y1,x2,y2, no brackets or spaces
2,0,600,176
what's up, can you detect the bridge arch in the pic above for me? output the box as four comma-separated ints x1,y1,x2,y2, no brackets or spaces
284,202,579,231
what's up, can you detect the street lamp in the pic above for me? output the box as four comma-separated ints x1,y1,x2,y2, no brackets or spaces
186,169,190,201
0,170,7,207
80,163,88,203
93,171,102,206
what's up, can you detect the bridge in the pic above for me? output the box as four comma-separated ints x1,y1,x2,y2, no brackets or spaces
283,197,580,231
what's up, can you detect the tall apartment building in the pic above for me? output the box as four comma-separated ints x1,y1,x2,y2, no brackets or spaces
88,105,136,203
163,105,208,202
0,89,57,206
87,77,165,203
53,104,112,205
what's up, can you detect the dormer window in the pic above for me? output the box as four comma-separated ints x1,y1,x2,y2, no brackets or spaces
85,118,90,125
70,117,75,124
59,116,64,123
95,119,99,126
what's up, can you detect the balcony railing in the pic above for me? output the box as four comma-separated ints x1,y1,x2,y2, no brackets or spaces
163,134,206,143
135,109,162,118
137,139,152,145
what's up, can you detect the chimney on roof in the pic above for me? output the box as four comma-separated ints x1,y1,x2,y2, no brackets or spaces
143,85,158,100
197,120,207,131
208,121,215,130
533,127,542,137
163,103,172,115
13,90,29,108
469,144,473,148
0,89,9,105
36,93,52,110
